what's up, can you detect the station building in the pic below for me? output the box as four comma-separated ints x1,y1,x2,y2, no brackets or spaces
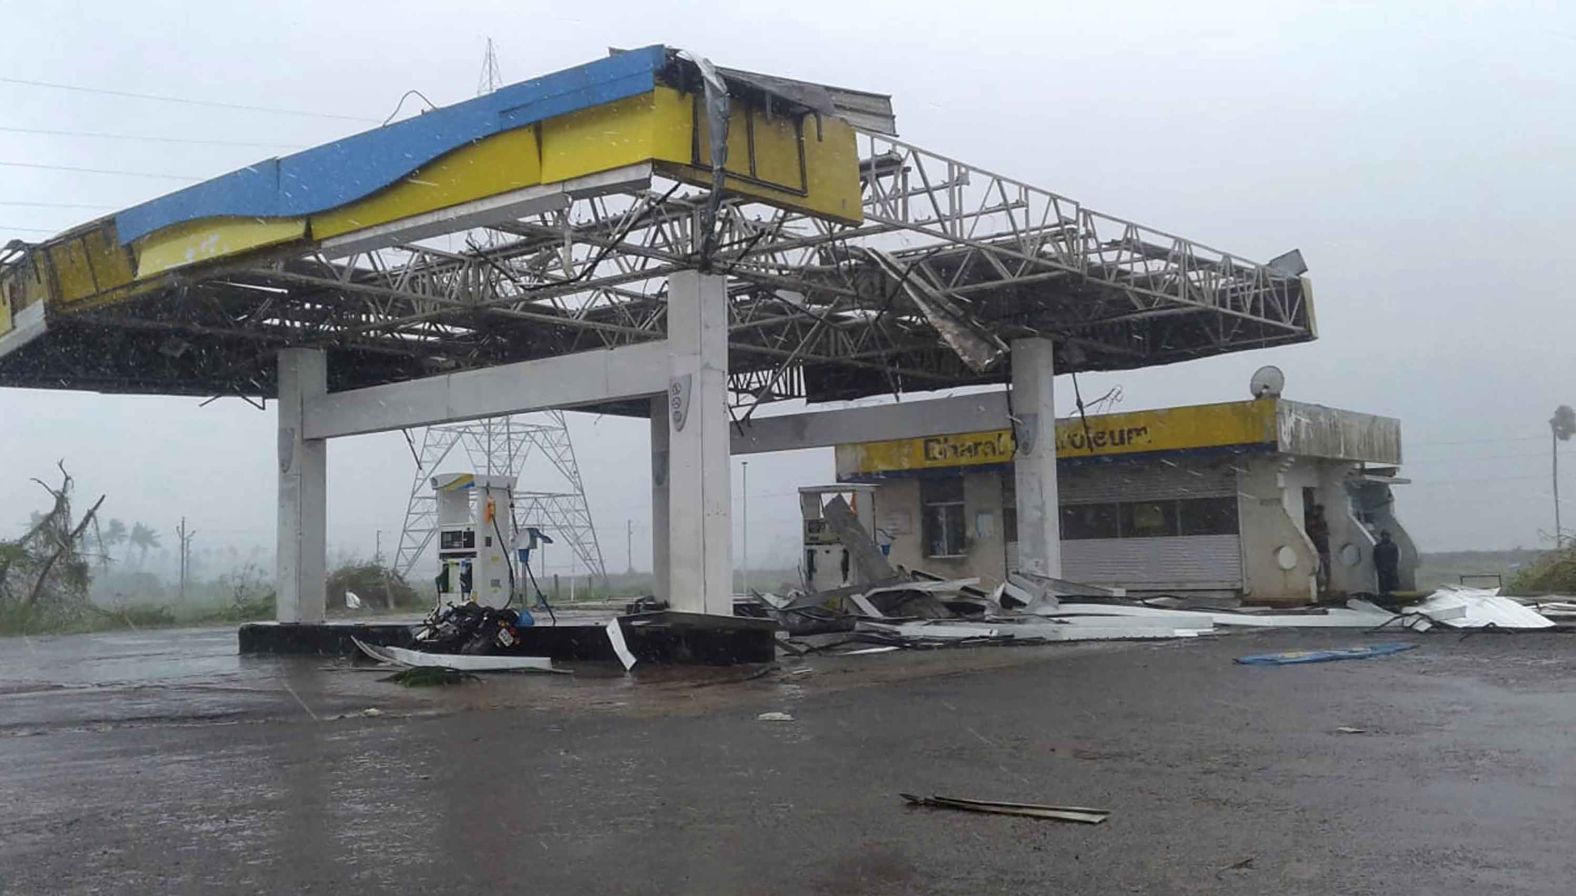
835,396,1414,604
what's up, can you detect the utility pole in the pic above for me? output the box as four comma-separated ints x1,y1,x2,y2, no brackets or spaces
1553,406,1575,546
741,460,750,596
175,517,196,601
626,519,635,575
374,529,383,564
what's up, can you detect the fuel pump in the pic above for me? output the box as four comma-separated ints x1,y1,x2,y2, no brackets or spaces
799,484,882,592
431,472,519,609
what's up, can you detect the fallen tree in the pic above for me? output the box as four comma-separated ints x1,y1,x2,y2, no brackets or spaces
0,462,106,630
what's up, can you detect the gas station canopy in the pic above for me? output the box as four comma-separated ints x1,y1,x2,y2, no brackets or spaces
0,46,1314,413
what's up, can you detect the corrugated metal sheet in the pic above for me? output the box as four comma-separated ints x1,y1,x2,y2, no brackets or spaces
1063,534,1243,589
1059,457,1239,504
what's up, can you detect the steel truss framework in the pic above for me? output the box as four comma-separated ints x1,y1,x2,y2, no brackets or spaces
393,413,607,586
1,129,1313,417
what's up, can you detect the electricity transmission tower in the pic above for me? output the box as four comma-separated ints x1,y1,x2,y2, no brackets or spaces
393,40,607,588
393,413,608,585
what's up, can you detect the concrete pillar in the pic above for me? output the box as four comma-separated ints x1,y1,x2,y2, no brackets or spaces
1318,461,1368,597
276,348,328,624
649,394,671,604
664,270,732,615
1010,337,1061,577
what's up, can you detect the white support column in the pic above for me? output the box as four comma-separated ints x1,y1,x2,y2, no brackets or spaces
276,349,328,624
664,270,732,615
649,394,671,604
1011,338,1062,578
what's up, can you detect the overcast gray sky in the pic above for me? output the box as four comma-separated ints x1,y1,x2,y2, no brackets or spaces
2,0,1573,574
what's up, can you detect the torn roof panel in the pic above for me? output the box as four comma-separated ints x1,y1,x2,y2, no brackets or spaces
114,46,670,243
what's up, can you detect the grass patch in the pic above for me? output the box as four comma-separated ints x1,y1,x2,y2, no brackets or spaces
0,595,275,637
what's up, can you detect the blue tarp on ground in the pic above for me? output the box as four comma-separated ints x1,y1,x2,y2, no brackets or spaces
1234,642,1418,666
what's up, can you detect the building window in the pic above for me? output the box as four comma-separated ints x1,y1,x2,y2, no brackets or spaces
1120,500,1179,538
1178,496,1239,536
1061,503,1120,540
1058,498,1237,539
921,476,967,557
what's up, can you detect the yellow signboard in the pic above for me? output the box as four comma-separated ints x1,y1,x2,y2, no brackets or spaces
842,400,1279,475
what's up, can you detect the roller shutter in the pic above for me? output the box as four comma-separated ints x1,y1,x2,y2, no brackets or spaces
1009,456,1245,591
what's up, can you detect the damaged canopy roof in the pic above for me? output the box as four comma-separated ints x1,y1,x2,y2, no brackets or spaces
0,46,1312,410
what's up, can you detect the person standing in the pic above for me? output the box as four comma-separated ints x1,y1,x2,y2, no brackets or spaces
1306,504,1331,593
1374,530,1401,598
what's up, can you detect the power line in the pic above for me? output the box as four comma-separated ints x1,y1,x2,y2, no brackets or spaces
0,125,304,149
1408,434,1545,448
0,160,197,180
0,75,380,123
0,224,54,233
0,200,115,209
1425,473,1551,485
1406,449,1553,464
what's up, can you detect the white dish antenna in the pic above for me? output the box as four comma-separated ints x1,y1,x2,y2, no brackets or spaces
1250,365,1285,399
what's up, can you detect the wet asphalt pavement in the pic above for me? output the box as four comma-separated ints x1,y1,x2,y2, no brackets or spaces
3,626,1576,894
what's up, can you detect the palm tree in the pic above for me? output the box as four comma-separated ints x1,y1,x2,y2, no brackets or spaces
128,523,161,567
98,518,127,565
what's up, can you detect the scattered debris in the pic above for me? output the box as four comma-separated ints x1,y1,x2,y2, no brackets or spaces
900,793,1108,825
821,495,896,582
1052,600,1396,629
625,595,669,615
1335,726,1367,734
361,707,383,717
1409,587,1555,630
745,565,1228,650
846,591,884,618
774,636,809,656
1217,856,1256,873
353,637,559,673
606,619,638,671
344,590,363,610
747,558,1576,660
1234,643,1417,666
1014,570,1125,600
997,569,1126,613
1518,598,1576,619
757,711,795,722
939,591,1001,618
413,602,537,654
856,578,971,618
855,618,1206,648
